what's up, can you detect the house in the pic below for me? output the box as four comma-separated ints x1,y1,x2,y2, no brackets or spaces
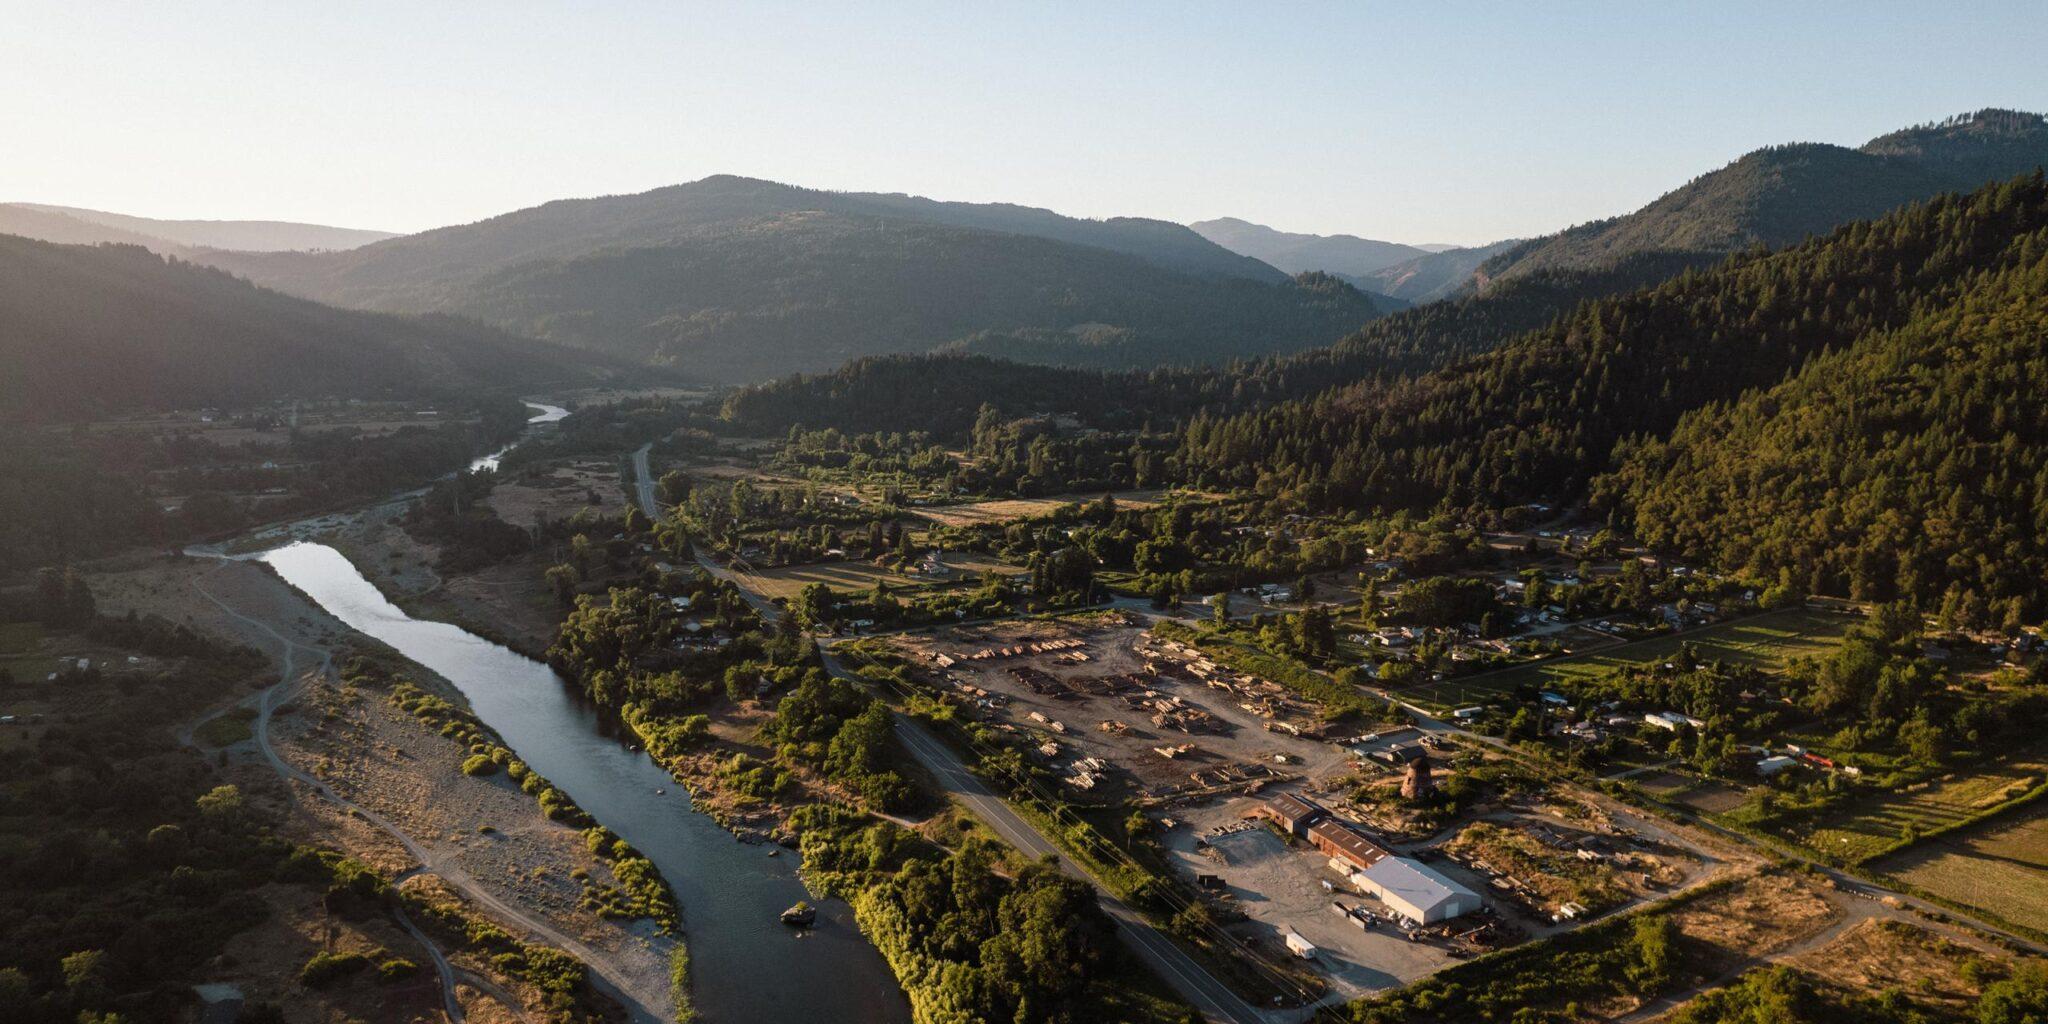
1643,711,1704,732
1452,706,1486,721
1373,743,1428,767
1755,755,1798,777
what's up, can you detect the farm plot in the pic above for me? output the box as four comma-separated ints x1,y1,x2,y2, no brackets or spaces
731,555,1021,602
910,489,1180,528
1402,608,1855,709
1873,802,2048,934
1781,754,2048,864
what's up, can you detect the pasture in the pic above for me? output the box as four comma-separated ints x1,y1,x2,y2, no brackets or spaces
1874,801,2048,934
732,553,1023,601
910,489,1181,528
1784,754,2048,863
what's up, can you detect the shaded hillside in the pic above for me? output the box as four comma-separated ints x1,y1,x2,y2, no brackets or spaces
1481,109,2048,284
722,250,1706,435
200,173,1288,300
0,236,621,421
1174,174,2048,563
204,179,1377,381
0,203,394,254
1189,217,1426,277
1356,240,1519,303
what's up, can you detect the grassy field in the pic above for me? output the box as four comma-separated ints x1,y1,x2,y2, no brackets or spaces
1402,607,1856,709
1874,801,2048,934
732,553,1023,601
0,620,56,683
910,489,1183,528
1782,754,2048,863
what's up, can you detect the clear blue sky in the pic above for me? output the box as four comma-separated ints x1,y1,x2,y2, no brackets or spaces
3,1,2042,245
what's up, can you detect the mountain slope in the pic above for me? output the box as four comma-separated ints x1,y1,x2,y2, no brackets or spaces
1175,173,2048,543
1602,255,2048,619
1355,240,1521,303
1188,217,1426,277
1481,109,2048,284
0,203,396,253
0,236,621,421
201,176,1374,381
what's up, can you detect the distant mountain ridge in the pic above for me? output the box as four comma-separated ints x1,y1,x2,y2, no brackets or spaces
1354,240,1521,304
1188,216,1518,305
1480,108,2048,284
199,175,1379,382
0,236,624,421
0,202,397,254
1188,217,1427,277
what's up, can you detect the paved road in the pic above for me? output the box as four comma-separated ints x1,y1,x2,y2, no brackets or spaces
184,563,667,1024
826,649,1281,1024
630,444,661,524
636,470,1289,1023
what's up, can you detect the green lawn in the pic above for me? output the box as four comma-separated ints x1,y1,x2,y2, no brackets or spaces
1403,607,1855,710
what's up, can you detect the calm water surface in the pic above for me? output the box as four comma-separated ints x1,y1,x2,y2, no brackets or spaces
259,540,907,1023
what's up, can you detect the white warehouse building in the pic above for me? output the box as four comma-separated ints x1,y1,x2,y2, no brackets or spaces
1348,856,1481,924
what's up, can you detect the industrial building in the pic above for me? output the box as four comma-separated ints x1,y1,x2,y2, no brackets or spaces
1349,855,1481,924
1257,792,1327,837
1302,812,1479,925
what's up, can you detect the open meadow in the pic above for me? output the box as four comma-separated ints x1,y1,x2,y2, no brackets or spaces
1873,801,2048,934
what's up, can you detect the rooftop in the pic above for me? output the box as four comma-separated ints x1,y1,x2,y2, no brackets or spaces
1309,818,1392,870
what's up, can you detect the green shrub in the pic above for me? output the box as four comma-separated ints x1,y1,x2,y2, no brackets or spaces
461,753,501,777
300,950,372,989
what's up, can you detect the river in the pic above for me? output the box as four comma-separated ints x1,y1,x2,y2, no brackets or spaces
468,401,571,473
252,398,910,1024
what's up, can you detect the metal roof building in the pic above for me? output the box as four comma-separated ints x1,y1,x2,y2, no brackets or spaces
1351,856,1480,925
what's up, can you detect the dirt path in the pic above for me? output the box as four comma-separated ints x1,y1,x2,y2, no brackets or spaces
183,560,669,1024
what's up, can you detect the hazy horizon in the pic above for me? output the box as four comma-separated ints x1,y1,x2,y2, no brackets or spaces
4,2,2044,246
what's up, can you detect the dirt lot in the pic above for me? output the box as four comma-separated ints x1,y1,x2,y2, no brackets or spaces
1162,804,1458,999
891,620,1355,802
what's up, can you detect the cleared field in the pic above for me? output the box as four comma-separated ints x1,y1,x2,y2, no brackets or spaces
1403,607,1855,709
910,489,1180,528
1874,801,2048,933
732,554,1022,601
1785,754,2048,863
0,621,57,682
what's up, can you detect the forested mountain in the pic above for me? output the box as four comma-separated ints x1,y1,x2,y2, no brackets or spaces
197,175,1375,380
0,236,621,421
1189,217,1427,277
1178,174,2048,612
1600,252,2048,625
722,247,1712,436
1479,109,2048,285
0,203,395,254
1357,240,1520,303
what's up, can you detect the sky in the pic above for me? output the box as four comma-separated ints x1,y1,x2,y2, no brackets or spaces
2,2,2044,246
